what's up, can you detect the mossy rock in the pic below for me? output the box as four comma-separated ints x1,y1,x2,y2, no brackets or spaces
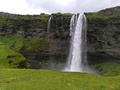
0,44,30,68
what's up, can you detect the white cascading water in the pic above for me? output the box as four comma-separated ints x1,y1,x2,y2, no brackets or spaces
65,13,87,72
47,16,52,33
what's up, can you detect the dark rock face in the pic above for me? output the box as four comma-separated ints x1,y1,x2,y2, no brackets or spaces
0,7,120,64
87,6,120,63
87,16,120,52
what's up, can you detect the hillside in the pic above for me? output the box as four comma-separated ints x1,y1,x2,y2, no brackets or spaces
0,42,29,68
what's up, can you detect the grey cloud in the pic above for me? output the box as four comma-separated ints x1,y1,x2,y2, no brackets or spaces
25,0,65,13
25,0,120,13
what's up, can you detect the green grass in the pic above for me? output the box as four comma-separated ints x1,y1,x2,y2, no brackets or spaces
106,66,120,77
0,43,29,68
0,69,120,90
86,12,117,20
91,62,120,75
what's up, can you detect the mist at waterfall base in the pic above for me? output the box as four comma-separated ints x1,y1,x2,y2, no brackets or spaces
63,13,95,73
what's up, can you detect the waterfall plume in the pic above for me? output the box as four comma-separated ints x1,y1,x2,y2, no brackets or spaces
47,16,52,33
64,13,92,72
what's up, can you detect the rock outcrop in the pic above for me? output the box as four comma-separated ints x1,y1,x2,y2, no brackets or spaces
87,6,120,63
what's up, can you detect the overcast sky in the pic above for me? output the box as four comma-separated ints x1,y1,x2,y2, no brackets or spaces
0,0,120,15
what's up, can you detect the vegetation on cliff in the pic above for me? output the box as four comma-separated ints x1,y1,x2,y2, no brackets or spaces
0,43,30,68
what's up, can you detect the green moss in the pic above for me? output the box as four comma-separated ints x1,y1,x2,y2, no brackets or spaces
39,14,49,28
106,66,120,77
0,36,14,48
12,14,49,28
86,11,120,29
63,13,73,17
0,44,29,68
24,37,49,53
10,35,25,52
86,12,116,20
40,14,49,21
0,16,7,27
91,62,120,75
0,35,24,51
52,12,63,17
0,36,51,55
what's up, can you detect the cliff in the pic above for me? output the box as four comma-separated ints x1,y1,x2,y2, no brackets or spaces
87,6,120,63
0,6,120,67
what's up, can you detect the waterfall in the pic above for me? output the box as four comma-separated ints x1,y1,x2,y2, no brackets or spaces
47,16,52,33
65,13,88,72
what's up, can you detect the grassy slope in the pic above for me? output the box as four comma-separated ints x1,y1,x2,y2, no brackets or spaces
0,43,28,68
0,45,10,68
0,36,25,52
0,69,120,90
91,62,120,75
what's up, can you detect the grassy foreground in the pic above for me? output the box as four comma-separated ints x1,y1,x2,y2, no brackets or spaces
0,69,120,90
